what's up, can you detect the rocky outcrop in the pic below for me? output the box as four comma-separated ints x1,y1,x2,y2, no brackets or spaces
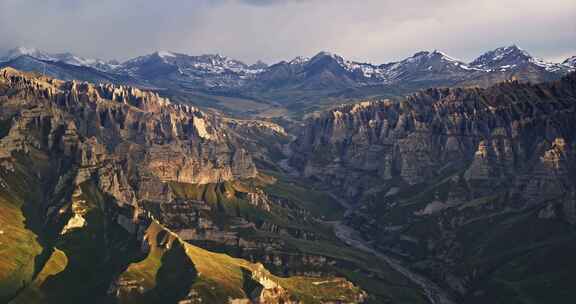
0,68,367,304
291,73,576,301
0,67,257,201
111,223,366,304
292,73,576,202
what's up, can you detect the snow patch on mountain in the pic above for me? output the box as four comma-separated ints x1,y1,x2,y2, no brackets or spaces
2,45,573,90
564,56,576,68
157,51,176,58
289,56,310,65
1,47,55,62
0,47,119,72
469,45,570,73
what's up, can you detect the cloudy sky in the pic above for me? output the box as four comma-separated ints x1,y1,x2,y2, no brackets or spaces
0,0,574,64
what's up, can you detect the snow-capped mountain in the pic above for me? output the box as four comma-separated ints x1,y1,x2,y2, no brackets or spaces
119,51,265,88
305,52,365,79
306,51,385,80
0,47,119,72
288,56,310,65
256,50,482,90
1,45,573,95
276,47,573,88
272,51,384,82
253,51,371,90
470,45,569,73
378,50,481,84
564,56,576,68
0,47,267,88
0,55,131,84
1,47,55,61
51,52,119,72
460,45,574,85
122,51,264,75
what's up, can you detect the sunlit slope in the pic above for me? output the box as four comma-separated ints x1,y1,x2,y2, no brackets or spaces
0,156,49,302
118,221,366,304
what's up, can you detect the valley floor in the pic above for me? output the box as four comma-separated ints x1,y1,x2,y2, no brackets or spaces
279,152,455,304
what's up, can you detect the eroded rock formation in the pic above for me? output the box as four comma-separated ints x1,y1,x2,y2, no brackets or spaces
290,72,576,301
0,67,257,201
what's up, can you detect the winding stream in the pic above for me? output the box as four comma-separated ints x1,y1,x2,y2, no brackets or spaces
331,210,455,304
278,146,454,304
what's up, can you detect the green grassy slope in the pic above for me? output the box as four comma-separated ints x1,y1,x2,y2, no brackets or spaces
0,157,47,302
1,160,372,304
161,173,427,304
118,222,366,304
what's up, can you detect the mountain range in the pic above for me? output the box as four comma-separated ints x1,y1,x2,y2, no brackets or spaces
1,45,573,96
289,71,576,303
0,67,374,304
1,41,576,304
290,73,576,303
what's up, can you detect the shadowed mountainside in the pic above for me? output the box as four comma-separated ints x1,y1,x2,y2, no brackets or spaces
0,68,370,304
289,72,576,303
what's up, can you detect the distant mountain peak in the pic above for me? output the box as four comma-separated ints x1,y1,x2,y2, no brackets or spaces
470,45,532,68
1,46,119,72
563,56,576,67
310,51,346,62
2,46,54,61
431,50,461,61
501,44,532,57
470,45,569,73
156,50,177,58
313,51,335,57
12,46,41,55
408,50,459,61
288,56,310,65
400,50,466,69
1,45,573,93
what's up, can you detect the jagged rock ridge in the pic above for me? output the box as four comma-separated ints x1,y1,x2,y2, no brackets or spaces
289,72,576,302
2,45,573,93
0,67,257,193
0,67,366,304
291,72,576,197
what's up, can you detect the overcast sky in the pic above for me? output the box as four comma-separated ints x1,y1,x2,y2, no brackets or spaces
0,0,574,64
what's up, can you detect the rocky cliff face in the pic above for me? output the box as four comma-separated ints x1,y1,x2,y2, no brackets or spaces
3,46,573,121
0,68,370,304
290,73,576,302
291,73,576,201
0,67,257,197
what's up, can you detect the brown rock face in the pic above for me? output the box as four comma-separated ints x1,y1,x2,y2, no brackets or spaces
0,67,257,205
290,72,576,300
291,73,576,203
1,68,368,304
